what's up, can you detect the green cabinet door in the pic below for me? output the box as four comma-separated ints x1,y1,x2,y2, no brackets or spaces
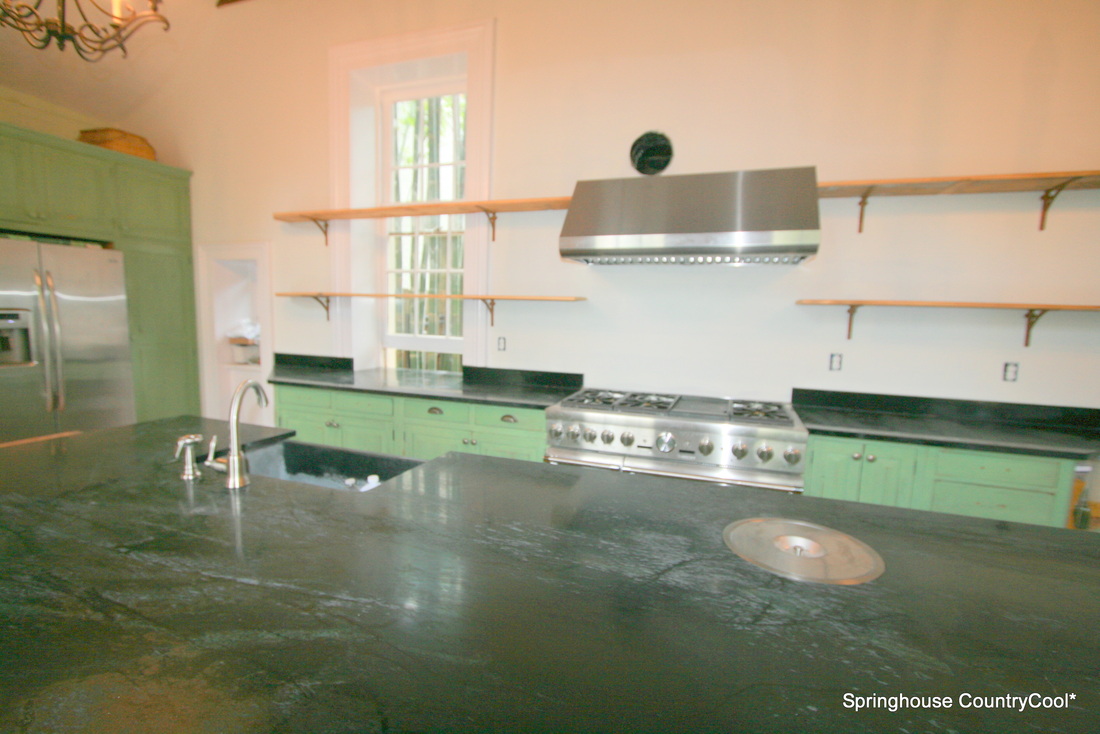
0,131,41,226
804,435,921,506
275,385,397,454
918,448,1076,527
113,163,192,241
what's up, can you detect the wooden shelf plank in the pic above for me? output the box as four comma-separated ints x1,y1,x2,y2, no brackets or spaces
273,196,571,224
277,292,586,326
817,171,1100,199
797,299,1100,311
797,299,1100,346
277,292,584,302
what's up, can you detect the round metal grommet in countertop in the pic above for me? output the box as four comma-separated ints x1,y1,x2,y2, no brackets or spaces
723,517,885,585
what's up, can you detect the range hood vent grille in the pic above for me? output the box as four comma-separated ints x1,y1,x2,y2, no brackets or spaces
559,166,820,265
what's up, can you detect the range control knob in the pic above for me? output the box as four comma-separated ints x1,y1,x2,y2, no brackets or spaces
731,442,749,460
567,425,581,441
756,444,774,463
698,437,714,456
620,431,635,447
583,427,597,443
549,424,564,439
655,432,676,453
783,447,803,465
601,429,616,444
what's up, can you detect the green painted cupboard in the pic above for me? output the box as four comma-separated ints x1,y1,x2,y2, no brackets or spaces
804,433,1076,527
0,122,199,421
274,385,548,464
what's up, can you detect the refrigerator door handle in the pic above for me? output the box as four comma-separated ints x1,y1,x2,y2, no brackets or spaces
44,271,65,412
33,269,56,412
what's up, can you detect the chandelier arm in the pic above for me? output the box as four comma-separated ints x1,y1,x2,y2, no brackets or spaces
1,0,167,60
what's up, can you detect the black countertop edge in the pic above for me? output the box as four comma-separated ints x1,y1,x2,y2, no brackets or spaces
267,366,580,409
792,388,1100,460
804,426,1097,460
793,388,1100,432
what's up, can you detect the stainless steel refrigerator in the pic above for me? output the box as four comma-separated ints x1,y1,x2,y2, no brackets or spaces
0,237,135,444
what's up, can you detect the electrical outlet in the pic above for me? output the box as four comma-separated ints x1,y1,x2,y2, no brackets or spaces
497,337,507,351
1003,362,1019,382
829,353,843,371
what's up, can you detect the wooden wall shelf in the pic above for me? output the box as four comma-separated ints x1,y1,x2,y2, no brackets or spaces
816,170,1100,232
797,299,1100,347
273,196,571,244
277,292,585,326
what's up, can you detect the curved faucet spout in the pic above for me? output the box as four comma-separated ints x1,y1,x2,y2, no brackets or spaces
226,379,269,489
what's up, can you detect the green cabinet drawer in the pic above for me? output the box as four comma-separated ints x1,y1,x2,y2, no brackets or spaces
931,449,1067,489
472,404,545,433
401,397,471,424
277,385,334,410
338,391,394,417
928,480,1062,526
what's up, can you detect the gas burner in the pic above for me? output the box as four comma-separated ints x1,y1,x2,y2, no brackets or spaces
617,393,678,413
570,389,625,407
730,401,791,424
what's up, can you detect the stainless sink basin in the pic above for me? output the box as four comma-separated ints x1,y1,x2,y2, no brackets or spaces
247,440,422,490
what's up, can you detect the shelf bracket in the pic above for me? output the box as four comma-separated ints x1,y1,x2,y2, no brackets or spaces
476,207,499,241
1038,178,1080,231
856,188,873,233
1023,308,1048,347
480,298,497,326
309,218,331,246
310,295,332,321
844,304,861,339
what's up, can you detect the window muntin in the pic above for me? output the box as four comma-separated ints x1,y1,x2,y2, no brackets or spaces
382,90,467,371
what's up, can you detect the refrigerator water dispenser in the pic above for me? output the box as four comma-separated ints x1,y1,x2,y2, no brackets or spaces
0,310,32,366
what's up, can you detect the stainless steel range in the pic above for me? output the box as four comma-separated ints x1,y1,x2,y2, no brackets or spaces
545,389,808,491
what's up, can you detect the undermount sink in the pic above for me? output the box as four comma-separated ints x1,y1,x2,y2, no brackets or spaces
247,440,422,491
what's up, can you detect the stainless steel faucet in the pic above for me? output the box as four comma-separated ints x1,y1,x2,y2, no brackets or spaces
224,379,269,489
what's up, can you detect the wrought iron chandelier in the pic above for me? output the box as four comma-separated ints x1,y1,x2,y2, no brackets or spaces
0,1,168,61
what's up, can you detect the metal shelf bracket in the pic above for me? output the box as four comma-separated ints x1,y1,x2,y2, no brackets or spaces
1038,178,1080,231
310,295,332,321
480,298,497,326
309,218,330,246
845,304,861,339
1023,308,1048,347
856,188,873,233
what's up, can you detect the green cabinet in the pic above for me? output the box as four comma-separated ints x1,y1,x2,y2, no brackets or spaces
918,447,1076,527
275,385,396,454
400,397,547,462
0,125,116,239
804,435,923,506
804,434,1077,527
0,122,197,422
274,385,548,463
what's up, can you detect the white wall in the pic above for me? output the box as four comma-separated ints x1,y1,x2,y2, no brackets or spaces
3,0,1098,408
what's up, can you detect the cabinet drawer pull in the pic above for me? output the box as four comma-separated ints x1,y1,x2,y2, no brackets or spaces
428,406,444,415
462,438,469,444
471,439,477,446
851,453,862,461
500,414,518,424
866,454,877,463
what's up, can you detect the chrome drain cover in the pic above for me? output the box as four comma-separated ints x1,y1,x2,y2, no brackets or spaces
723,518,885,585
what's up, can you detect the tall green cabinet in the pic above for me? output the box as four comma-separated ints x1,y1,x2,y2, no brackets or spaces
0,122,198,421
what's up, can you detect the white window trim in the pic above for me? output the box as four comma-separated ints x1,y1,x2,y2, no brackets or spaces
329,21,495,370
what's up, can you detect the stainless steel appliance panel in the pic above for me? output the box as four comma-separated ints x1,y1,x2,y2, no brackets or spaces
39,242,135,434
0,238,135,443
0,239,54,441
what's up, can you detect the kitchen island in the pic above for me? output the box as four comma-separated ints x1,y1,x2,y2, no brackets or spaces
1,418,1098,732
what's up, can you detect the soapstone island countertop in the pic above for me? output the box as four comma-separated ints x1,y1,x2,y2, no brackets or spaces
1,417,1099,732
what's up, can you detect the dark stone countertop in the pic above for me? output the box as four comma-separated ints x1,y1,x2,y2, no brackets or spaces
2,420,1099,731
267,365,581,409
793,388,1100,460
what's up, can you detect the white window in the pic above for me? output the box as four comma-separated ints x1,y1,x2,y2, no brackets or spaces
331,22,494,373
380,85,467,371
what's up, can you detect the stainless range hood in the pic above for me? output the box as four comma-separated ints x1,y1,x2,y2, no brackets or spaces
559,166,820,265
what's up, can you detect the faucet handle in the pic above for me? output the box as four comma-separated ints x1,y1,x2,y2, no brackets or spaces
203,435,227,472
174,434,204,481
